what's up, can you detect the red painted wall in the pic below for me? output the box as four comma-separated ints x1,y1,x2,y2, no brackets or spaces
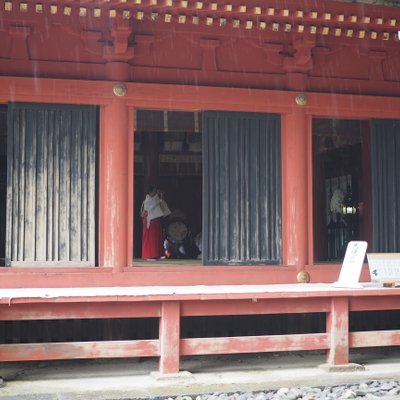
1,0,400,287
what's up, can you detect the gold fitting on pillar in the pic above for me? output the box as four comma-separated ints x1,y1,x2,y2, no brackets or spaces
295,93,307,106
113,83,127,97
297,270,310,283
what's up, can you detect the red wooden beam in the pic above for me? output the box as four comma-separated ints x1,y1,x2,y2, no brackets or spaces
350,296,400,312
0,302,161,320
181,298,330,316
0,340,159,362
180,333,329,355
3,77,400,122
350,330,400,348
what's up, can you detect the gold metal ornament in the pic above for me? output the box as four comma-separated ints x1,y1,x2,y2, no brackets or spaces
297,270,310,283
295,93,307,106
113,83,127,97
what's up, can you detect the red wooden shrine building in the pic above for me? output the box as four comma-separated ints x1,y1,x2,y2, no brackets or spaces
1,0,400,373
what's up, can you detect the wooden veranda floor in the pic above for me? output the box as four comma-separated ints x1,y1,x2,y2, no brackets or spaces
132,258,203,267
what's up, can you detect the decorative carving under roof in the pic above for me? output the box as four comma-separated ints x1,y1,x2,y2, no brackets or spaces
2,0,400,43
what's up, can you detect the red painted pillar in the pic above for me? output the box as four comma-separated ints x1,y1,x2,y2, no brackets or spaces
326,297,349,365
159,301,180,374
99,98,130,271
282,107,309,271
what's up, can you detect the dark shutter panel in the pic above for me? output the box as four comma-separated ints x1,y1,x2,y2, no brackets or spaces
6,103,97,266
370,119,400,252
203,111,281,265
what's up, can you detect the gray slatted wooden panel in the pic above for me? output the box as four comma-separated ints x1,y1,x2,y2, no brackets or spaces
0,109,7,266
370,119,400,252
0,158,5,265
6,103,97,266
203,111,282,265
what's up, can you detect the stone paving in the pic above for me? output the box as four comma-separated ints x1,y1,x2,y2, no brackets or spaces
2,351,400,399
162,381,400,400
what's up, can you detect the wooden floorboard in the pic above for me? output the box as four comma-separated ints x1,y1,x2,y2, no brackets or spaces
132,259,202,267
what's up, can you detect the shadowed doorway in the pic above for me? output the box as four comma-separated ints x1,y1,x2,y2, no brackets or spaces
133,110,202,263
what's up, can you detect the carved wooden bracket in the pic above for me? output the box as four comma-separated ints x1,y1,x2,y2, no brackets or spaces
103,20,134,62
283,37,316,73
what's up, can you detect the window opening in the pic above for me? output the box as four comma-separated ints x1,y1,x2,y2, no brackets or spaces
312,118,372,262
134,110,202,264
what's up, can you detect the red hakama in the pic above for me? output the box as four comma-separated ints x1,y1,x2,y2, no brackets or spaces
142,216,164,259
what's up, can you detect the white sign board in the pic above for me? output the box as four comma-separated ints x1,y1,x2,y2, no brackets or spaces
332,241,368,289
367,253,400,283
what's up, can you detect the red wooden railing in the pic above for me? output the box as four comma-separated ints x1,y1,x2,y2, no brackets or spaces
0,284,399,373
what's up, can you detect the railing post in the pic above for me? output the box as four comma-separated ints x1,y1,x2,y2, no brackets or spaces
326,296,349,365
159,301,180,374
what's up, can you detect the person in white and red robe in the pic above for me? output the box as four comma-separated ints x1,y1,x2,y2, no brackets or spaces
141,187,170,259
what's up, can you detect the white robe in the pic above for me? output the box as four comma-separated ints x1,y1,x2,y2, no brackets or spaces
142,194,171,228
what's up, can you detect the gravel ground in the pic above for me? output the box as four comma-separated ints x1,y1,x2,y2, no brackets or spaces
159,380,400,400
